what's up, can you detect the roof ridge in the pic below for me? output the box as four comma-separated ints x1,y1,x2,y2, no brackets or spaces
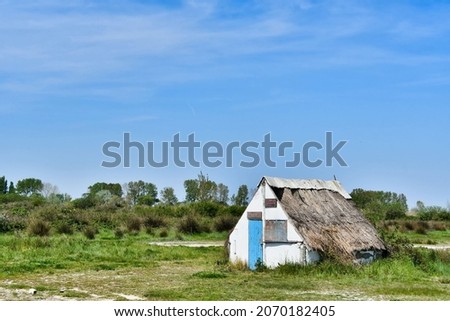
260,176,352,199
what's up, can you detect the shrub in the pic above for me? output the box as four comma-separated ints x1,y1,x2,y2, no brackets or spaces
72,197,96,209
151,204,177,217
159,229,169,238
417,221,430,231
431,222,447,231
415,221,430,235
27,219,50,237
178,215,206,234
173,204,194,218
0,214,12,233
403,221,415,231
0,213,26,232
214,215,238,232
416,227,427,235
202,223,211,233
385,203,407,220
418,206,450,221
114,227,125,239
145,226,154,235
89,210,117,229
143,215,167,229
33,206,61,222
83,226,98,239
126,216,142,233
0,194,27,204
30,195,45,207
10,206,30,217
192,201,221,217
225,205,246,217
380,230,412,257
55,222,74,235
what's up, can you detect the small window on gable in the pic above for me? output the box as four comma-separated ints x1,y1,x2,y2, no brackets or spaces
265,198,277,208
264,220,288,242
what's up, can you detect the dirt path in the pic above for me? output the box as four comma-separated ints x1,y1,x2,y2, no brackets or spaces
413,244,450,250
148,241,224,247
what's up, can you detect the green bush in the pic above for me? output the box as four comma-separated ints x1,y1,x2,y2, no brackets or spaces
55,222,74,235
33,205,62,222
159,229,169,238
380,230,412,257
72,197,95,209
151,204,177,217
143,215,167,229
385,203,407,220
178,215,208,234
0,194,27,204
114,227,125,239
416,227,427,235
90,210,116,229
417,221,430,230
126,216,142,233
173,204,194,218
192,201,222,217
30,195,45,207
224,205,246,217
0,214,12,233
431,222,447,231
134,204,177,218
83,226,98,239
27,219,50,237
418,206,450,221
0,212,26,232
213,215,238,232
403,221,415,231
10,206,30,217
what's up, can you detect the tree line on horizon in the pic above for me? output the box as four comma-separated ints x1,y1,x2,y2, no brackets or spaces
0,172,250,208
1,173,449,224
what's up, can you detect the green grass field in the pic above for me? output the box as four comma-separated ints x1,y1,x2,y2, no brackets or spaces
0,231,449,301
399,230,450,245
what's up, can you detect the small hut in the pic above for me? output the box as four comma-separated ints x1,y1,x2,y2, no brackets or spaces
228,177,387,269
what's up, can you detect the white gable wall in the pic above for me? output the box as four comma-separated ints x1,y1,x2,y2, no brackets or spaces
229,183,321,268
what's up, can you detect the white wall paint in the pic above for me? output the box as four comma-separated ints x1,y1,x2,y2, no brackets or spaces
229,182,322,268
229,184,264,264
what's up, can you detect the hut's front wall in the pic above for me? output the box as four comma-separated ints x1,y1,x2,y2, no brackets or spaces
265,243,302,268
229,184,321,268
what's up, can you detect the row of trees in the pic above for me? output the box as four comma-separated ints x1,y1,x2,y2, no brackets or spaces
1,173,249,208
3,173,448,222
350,188,409,222
0,176,42,196
349,189,450,222
0,176,71,203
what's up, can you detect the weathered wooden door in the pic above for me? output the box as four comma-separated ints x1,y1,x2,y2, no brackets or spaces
248,219,263,270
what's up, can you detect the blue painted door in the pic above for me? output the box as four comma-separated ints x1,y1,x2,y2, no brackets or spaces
248,219,263,270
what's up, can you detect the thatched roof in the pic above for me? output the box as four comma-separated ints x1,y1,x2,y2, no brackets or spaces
261,177,387,260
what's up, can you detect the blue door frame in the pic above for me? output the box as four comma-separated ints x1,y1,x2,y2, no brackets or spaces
248,219,263,270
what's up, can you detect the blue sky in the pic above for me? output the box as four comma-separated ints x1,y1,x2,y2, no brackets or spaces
1,0,450,207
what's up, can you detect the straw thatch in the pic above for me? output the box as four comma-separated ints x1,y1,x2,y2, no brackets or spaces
266,179,387,262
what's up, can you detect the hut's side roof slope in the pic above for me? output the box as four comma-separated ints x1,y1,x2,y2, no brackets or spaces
261,177,387,260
